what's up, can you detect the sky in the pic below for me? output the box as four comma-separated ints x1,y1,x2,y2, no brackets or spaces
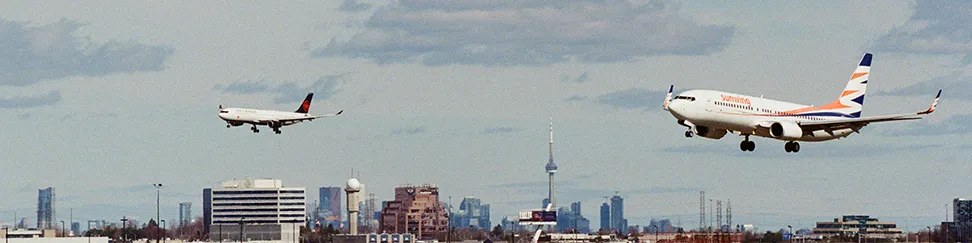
0,0,970,232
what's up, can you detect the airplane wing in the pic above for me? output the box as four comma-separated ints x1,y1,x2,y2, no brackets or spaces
798,90,940,134
275,110,342,122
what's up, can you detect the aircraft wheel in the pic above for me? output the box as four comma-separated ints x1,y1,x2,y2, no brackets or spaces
226,124,231,128
739,141,747,151
784,142,792,153
747,141,756,151
792,142,800,153
253,129,260,133
275,130,281,134
684,131,694,138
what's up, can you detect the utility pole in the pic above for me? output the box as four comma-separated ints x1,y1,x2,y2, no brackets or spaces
154,183,163,243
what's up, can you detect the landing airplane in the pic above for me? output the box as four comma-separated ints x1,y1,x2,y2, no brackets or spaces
219,93,342,134
663,53,941,153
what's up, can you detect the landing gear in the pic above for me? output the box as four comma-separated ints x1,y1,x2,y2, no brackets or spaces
251,125,260,133
273,128,281,134
226,124,231,128
739,137,755,152
684,130,694,138
784,141,801,153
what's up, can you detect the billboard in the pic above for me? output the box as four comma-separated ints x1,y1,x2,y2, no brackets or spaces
519,210,557,225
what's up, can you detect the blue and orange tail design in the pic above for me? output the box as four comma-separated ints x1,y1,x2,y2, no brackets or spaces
295,93,313,113
783,53,871,118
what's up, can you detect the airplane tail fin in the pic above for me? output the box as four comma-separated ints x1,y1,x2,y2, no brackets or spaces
662,85,673,110
833,53,871,118
295,93,313,113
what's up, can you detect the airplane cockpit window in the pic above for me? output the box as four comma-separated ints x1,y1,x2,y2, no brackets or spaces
220,110,229,113
673,96,696,101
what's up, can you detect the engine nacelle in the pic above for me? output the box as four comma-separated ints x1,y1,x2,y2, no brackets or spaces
229,122,244,127
695,125,727,139
770,122,803,140
267,120,280,128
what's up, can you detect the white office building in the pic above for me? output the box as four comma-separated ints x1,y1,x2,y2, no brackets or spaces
203,178,305,242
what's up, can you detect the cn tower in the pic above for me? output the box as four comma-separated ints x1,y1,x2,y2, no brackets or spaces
545,118,557,209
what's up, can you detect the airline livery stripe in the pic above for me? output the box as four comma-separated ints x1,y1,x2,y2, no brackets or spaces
851,72,868,80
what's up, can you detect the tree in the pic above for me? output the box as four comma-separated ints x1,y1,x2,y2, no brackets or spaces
491,224,504,238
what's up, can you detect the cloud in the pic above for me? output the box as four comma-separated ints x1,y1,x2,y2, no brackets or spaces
215,74,344,104
561,72,589,83
594,88,666,110
873,1,972,54
874,71,970,100
0,91,61,108
565,95,587,102
390,126,427,135
880,113,972,136
0,19,173,86
483,127,520,134
338,0,372,12
660,141,938,158
315,0,734,66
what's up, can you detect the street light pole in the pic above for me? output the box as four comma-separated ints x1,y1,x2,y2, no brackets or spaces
61,221,66,237
161,220,166,243
239,217,245,243
154,183,163,243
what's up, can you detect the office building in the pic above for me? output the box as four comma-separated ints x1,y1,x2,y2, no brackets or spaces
599,202,610,231
320,187,343,222
946,198,972,241
556,202,590,233
71,222,80,235
379,185,448,240
812,215,902,239
37,187,55,229
449,197,491,230
180,202,192,227
610,195,626,233
203,178,305,241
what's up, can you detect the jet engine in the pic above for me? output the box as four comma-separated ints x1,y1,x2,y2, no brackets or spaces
770,122,803,140
267,120,280,128
228,122,244,127
695,125,727,139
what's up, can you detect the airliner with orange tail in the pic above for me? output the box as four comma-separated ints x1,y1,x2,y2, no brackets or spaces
663,53,941,152
218,93,342,134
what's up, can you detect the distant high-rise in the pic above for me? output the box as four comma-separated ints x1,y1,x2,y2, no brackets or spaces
599,202,610,231
379,185,449,240
179,202,192,227
556,201,589,233
545,120,557,209
610,195,626,233
320,187,343,221
451,197,491,230
37,187,55,229
71,222,81,235
955,198,972,223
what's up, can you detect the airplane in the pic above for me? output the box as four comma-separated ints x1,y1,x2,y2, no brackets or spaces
218,93,343,134
663,53,941,153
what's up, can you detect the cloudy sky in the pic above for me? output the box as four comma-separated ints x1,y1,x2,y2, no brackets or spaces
0,0,969,232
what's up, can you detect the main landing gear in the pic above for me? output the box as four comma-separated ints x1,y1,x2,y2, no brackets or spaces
784,141,801,153
739,136,755,152
684,130,694,138
250,125,260,133
273,128,281,134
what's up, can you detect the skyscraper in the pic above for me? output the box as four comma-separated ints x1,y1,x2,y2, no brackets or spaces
37,187,55,229
319,187,343,222
203,178,305,241
610,195,626,234
379,185,449,240
179,202,192,227
451,197,491,230
545,119,557,209
599,202,610,231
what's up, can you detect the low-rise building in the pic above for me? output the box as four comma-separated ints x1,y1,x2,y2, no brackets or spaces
812,215,902,239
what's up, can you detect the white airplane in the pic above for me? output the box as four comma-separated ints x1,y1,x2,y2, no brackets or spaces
218,93,342,134
663,53,941,153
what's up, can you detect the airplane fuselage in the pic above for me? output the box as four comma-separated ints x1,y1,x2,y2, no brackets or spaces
219,108,319,127
667,90,855,142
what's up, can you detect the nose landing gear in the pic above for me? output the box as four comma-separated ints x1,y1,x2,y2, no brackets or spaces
250,125,260,133
684,130,694,138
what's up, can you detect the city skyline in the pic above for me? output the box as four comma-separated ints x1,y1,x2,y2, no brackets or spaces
0,0,969,233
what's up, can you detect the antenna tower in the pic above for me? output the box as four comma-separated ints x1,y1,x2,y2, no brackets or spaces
699,191,705,231
716,200,723,232
727,199,732,232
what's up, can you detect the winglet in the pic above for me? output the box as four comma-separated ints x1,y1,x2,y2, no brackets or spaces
662,85,674,110
336,110,343,115
918,89,941,115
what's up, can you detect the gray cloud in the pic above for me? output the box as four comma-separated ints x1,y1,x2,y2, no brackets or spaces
874,71,970,100
0,91,61,108
880,113,972,136
390,126,427,135
561,72,589,83
0,19,173,86
215,74,344,104
483,127,520,134
565,95,587,102
338,0,372,12
315,0,734,66
594,88,666,110
873,1,972,54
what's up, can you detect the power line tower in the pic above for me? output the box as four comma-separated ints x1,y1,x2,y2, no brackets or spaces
699,191,705,232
